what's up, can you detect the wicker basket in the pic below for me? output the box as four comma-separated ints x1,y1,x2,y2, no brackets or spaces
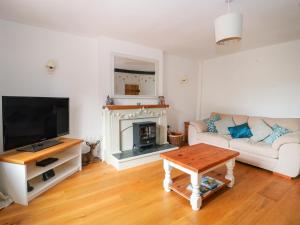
168,132,185,147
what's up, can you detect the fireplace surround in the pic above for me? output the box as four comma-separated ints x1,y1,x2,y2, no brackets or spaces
102,104,177,170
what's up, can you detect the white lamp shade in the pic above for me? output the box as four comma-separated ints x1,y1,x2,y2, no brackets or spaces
214,12,243,44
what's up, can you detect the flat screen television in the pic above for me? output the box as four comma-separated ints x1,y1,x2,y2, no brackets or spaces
2,96,69,152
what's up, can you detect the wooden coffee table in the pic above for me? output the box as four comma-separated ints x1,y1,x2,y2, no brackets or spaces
160,143,240,211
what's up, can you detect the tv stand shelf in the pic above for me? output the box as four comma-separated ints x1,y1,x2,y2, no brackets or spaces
0,138,83,205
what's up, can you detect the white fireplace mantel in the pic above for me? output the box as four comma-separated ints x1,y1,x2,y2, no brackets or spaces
102,105,172,169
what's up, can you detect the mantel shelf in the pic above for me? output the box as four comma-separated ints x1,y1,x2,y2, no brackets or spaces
102,104,169,110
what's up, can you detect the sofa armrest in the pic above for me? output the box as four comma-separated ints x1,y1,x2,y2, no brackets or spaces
189,120,208,133
274,143,300,178
188,125,198,146
272,131,300,150
188,120,207,146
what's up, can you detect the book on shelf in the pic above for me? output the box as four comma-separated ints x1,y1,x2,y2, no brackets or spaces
186,176,224,197
201,176,220,189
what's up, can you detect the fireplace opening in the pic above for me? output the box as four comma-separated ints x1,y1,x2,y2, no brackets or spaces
133,121,156,150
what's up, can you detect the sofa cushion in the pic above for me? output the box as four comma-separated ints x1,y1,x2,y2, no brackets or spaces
197,132,231,148
264,124,290,144
212,113,300,132
230,139,278,159
250,119,273,142
272,131,300,150
232,115,249,125
211,112,248,125
190,120,208,133
215,117,235,135
228,123,253,139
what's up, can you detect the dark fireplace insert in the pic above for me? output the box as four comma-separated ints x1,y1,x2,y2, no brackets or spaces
133,121,156,149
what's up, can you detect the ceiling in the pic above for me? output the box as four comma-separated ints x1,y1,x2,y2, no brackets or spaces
0,0,300,59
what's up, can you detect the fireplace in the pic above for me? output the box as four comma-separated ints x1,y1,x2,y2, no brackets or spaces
133,121,156,149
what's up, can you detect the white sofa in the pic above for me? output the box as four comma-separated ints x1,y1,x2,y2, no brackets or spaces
189,113,300,178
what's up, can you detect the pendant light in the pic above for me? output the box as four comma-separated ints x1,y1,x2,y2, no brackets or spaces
214,0,243,45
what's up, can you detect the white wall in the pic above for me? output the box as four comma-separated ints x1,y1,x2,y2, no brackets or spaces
201,40,300,119
164,54,200,132
0,20,199,153
0,20,100,152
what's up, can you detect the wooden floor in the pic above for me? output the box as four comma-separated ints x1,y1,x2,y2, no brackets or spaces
1,161,300,225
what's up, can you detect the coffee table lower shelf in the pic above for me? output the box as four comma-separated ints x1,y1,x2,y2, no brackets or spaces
170,171,230,201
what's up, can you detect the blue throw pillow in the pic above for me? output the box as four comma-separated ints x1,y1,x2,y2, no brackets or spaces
228,123,253,139
264,124,290,144
205,114,221,133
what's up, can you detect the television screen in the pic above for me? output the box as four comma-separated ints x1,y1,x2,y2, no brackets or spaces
2,96,69,151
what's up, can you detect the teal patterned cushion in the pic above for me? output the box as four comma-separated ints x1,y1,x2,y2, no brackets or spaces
264,124,290,144
205,114,221,133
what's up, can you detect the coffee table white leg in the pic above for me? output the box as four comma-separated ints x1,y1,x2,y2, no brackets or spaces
225,159,235,187
163,160,173,192
190,172,202,211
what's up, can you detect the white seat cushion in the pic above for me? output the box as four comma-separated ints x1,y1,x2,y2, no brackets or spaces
230,138,278,159
197,132,231,148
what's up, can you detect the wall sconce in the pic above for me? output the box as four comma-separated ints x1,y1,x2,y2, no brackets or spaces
180,76,189,85
46,60,56,73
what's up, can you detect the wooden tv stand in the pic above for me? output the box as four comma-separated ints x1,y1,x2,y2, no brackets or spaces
0,138,83,205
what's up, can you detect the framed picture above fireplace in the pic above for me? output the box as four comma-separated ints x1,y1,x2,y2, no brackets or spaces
112,54,159,98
